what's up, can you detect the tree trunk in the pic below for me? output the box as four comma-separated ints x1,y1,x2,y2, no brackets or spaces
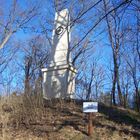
135,87,140,112
113,50,123,106
111,74,116,106
24,56,32,95
117,75,123,106
25,78,30,95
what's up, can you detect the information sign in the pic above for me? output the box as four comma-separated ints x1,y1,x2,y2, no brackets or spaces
83,102,98,113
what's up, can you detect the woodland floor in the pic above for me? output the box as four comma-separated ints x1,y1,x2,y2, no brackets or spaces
0,97,140,140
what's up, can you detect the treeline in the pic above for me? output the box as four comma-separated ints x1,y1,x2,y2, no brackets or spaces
0,0,139,112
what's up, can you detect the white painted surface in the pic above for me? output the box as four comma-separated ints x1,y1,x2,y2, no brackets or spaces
50,9,71,66
42,9,76,99
83,102,98,113
42,66,76,99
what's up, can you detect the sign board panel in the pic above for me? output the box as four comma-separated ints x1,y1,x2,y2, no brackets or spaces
83,102,98,113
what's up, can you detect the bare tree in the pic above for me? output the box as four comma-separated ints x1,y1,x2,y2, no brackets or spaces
23,36,49,95
122,29,140,111
0,0,40,49
76,55,105,101
103,0,132,106
120,1,140,111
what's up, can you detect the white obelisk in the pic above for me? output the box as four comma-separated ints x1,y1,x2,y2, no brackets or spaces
42,9,76,99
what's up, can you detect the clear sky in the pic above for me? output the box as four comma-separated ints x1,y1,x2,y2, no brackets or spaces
0,0,139,98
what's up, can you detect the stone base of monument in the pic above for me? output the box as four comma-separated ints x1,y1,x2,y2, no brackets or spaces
42,64,76,99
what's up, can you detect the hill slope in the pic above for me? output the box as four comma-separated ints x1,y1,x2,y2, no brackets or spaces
0,97,140,140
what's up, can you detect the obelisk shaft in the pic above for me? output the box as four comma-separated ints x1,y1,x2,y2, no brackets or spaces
50,9,70,66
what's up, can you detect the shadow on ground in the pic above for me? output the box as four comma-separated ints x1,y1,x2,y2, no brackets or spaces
98,103,140,139
98,103,140,128
43,100,140,139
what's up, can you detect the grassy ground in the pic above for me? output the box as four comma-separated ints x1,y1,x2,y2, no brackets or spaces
0,95,140,140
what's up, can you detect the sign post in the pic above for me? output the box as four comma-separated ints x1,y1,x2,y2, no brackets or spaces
83,102,98,136
88,112,93,136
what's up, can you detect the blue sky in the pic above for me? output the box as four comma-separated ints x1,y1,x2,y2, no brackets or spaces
0,0,113,94
0,0,138,97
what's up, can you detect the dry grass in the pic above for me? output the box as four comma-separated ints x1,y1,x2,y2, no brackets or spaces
0,95,140,140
